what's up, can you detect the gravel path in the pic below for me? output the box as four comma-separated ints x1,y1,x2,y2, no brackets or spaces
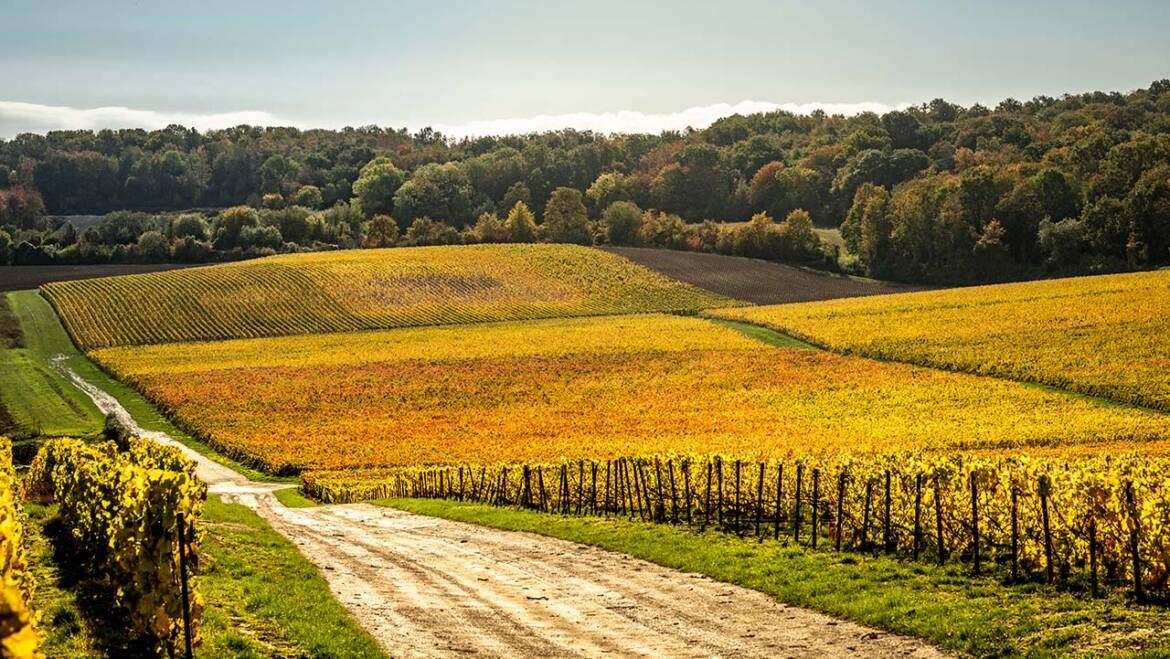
54,356,947,658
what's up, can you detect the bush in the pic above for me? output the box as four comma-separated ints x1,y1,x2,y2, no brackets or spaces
0,437,37,658
601,201,642,246
27,438,205,654
402,217,461,246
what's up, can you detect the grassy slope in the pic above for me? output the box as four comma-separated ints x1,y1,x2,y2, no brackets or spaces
27,496,386,658
0,291,103,438
382,499,1170,658
704,317,818,349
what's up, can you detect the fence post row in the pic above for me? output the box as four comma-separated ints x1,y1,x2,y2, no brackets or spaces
405,457,1156,602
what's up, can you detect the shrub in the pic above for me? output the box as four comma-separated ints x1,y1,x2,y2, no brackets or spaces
27,438,205,654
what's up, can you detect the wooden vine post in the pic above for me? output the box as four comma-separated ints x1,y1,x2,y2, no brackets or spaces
912,473,922,560
1039,474,1054,583
835,470,846,552
177,512,194,659
754,462,765,538
883,470,892,552
774,463,784,541
811,468,820,549
793,463,803,543
1126,482,1143,601
970,471,980,575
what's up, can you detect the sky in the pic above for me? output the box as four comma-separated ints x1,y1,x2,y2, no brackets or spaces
2,0,1169,138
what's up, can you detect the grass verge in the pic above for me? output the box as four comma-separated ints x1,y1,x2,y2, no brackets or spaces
197,494,385,657
0,291,103,438
273,487,321,508
704,317,818,350
378,498,1170,658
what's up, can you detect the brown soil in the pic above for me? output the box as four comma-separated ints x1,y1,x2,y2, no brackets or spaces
0,264,199,292
604,247,916,305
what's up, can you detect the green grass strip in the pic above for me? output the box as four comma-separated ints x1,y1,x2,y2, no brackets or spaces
198,494,385,657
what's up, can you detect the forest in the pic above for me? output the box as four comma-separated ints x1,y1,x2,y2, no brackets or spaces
2,79,1168,284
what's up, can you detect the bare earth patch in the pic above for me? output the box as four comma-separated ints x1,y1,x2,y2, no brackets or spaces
603,247,915,305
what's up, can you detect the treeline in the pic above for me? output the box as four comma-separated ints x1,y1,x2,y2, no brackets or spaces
2,79,1169,282
0,197,828,268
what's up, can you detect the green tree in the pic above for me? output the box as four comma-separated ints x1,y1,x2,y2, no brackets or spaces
212,206,260,250
136,230,170,261
505,201,537,243
776,208,821,259
258,154,299,195
585,173,627,217
393,163,473,226
291,185,325,209
363,214,399,248
170,213,209,241
471,212,509,243
542,187,592,245
601,201,642,246
353,157,405,217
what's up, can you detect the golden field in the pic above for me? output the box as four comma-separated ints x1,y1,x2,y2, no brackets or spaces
43,244,738,350
708,269,1170,411
93,314,1170,475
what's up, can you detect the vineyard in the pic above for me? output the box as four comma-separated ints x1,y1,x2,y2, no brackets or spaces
334,451,1170,601
92,314,1170,479
42,244,738,350
26,437,205,655
27,243,1170,655
708,269,1170,411
0,438,36,658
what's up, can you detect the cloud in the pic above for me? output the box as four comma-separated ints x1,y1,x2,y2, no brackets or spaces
427,101,910,138
0,101,287,138
0,99,911,140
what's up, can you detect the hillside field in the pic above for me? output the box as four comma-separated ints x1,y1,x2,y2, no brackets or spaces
42,244,740,349
708,269,1170,411
94,313,1170,478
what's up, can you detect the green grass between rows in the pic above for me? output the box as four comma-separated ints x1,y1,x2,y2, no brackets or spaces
379,498,1170,658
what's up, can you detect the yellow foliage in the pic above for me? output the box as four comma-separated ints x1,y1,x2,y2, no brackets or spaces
92,316,1170,477
0,437,36,659
43,244,739,350
708,269,1170,411
27,438,205,654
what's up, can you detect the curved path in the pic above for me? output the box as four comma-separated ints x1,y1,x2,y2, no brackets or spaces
54,356,946,658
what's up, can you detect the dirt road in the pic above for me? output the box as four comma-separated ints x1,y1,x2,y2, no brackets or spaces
55,356,947,658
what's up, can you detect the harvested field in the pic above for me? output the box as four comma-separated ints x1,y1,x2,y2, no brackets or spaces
0,264,198,292
603,247,913,304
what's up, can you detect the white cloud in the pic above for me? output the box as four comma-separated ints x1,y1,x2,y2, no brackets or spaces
428,101,911,138
0,101,287,138
0,99,911,140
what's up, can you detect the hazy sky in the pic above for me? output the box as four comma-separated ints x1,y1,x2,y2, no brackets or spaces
3,0,1169,137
